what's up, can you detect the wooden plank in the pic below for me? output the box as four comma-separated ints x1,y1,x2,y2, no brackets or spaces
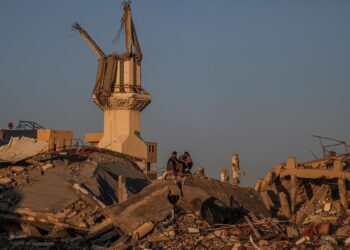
244,216,261,239
84,218,115,240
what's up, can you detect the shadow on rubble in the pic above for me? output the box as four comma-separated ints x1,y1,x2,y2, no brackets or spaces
0,187,23,213
0,152,134,248
94,162,149,205
0,162,27,213
0,184,24,247
200,197,248,226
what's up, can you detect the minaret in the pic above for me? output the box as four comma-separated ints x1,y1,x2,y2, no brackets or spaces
73,3,151,162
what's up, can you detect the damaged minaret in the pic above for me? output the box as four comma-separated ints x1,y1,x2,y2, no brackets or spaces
73,3,156,169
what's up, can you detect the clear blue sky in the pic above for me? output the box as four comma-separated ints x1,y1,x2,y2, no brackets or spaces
1,1,349,186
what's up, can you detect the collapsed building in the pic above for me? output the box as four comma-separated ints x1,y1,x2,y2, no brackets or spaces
0,146,273,249
255,137,350,249
2,146,350,249
0,3,273,249
0,120,73,152
0,148,149,248
256,155,350,220
1,1,350,249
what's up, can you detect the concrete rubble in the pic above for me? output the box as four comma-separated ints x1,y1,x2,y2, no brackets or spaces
0,146,149,249
256,153,350,249
2,0,349,247
0,140,273,249
0,139,350,249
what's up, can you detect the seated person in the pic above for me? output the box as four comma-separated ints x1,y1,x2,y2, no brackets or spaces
179,151,193,172
167,151,179,174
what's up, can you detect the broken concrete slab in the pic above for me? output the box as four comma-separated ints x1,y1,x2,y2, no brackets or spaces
132,222,154,240
18,173,79,213
107,175,269,235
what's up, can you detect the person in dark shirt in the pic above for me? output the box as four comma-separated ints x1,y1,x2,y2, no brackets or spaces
179,151,193,173
184,152,193,170
167,151,179,173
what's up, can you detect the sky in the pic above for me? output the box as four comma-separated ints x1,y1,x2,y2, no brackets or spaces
0,1,349,186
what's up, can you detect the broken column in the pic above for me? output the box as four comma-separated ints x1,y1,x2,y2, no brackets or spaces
334,159,348,209
117,175,128,203
279,192,292,218
286,157,298,213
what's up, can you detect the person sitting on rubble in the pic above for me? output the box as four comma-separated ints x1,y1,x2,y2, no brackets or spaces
179,151,193,173
167,151,180,175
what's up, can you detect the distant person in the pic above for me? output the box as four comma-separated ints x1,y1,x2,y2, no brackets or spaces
184,151,193,170
231,153,240,186
179,151,193,172
220,169,229,183
167,151,179,173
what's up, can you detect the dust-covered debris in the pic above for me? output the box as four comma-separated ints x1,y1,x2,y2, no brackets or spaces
255,152,350,249
0,147,150,249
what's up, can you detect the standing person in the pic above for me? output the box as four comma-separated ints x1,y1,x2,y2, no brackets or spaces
231,153,240,186
220,169,229,183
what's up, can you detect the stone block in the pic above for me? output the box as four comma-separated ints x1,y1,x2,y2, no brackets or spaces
42,163,53,171
0,177,13,185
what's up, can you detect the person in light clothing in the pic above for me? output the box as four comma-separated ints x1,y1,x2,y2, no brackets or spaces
231,153,240,186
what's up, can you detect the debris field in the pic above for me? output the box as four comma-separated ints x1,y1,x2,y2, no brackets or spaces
0,139,350,249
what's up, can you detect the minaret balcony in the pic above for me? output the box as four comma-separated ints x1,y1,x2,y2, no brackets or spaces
93,92,151,111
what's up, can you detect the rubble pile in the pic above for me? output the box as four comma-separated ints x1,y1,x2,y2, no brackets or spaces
255,154,350,249
111,177,350,249
0,148,150,249
104,174,286,249
123,210,296,250
1,141,350,249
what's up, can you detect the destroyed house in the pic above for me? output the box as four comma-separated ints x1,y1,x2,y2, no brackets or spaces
0,121,73,152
